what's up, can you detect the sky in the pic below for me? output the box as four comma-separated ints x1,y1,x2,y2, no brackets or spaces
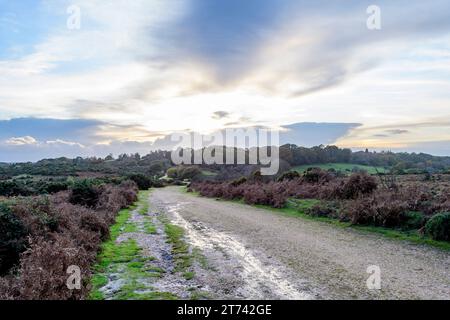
1,0,450,162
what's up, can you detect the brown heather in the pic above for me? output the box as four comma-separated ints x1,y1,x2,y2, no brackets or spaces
0,181,138,300
190,171,450,237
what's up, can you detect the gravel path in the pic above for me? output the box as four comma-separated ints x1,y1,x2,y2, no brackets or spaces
150,187,450,300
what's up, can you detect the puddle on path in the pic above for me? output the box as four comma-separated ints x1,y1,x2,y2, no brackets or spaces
165,202,313,300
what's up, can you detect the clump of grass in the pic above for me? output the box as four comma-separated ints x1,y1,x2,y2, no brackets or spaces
110,208,132,240
164,223,194,276
165,224,191,269
143,218,157,234
137,190,150,215
189,290,211,300
286,199,321,214
89,274,108,300
192,247,211,270
183,271,195,280
117,289,178,300
95,239,141,273
123,222,138,233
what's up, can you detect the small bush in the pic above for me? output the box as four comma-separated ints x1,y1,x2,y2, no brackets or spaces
167,166,202,180
38,181,69,194
277,171,300,182
306,203,338,218
425,213,450,241
341,173,377,199
128,174,152,190
80,213,109,241
179,166,202,180
230,177,247,187
69,180,100,208
401,211,426,230
303,168,332,184
166,167,178,179
341,195,408,227
0,204,28,275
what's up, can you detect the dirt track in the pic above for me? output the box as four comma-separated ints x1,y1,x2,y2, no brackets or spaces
150,187,450,300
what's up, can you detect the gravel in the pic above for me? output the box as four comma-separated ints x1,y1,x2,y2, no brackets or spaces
150,187,450,300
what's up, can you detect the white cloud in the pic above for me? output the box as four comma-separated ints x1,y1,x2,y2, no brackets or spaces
46,139,85,148
1,0,450,155
5,136,38,146
0,0,187,120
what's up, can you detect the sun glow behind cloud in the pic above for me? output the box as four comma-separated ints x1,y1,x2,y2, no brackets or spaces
1,0,450,160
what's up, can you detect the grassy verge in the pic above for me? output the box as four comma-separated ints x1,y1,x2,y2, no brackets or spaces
158,214,194,280
137,190,151,215
89,190,177,300
261,200,450,251
185,189,450,251
143,217,157,234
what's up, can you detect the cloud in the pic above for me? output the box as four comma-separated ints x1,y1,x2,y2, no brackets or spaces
386,129,410,135
46,139,85,148
211,111,230,120
0,118,101,144
1,1,450,158
3,0,450,121
5,136,37,146
0,118,363,161
161,0,450,98
335,118,450,152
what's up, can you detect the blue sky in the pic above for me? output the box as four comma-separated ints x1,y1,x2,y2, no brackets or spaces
1,0,450,161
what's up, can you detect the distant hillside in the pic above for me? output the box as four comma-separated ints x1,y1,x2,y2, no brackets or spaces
1,144,449,178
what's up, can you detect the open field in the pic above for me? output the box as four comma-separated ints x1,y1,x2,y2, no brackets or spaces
293,163,388,175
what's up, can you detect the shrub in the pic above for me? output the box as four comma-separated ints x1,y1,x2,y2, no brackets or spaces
341,173,377,199
306,203,338,218
425,213,450,241
0,204,28,275
9,196,56,238
302,168,332,183
128,174,152,190
0,180,32,197
69,180,100,208
38,181,69,194
230,177,247,187
80,213,109,241
401,211,426,230
166,167,178,179
340,198,376,224
179,166,202,180
167,166,201,180
341,194,409,227
277,171,300,182
7,235,92,300
0,182,138,299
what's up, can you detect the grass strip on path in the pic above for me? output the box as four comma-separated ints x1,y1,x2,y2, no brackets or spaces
89,190,177,300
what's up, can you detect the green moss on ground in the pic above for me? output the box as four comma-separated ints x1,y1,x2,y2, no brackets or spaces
89,190,179,300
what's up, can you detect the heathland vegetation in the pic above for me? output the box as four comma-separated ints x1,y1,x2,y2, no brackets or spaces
0,179,138,299
189,169,450,245
1,144,450,299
